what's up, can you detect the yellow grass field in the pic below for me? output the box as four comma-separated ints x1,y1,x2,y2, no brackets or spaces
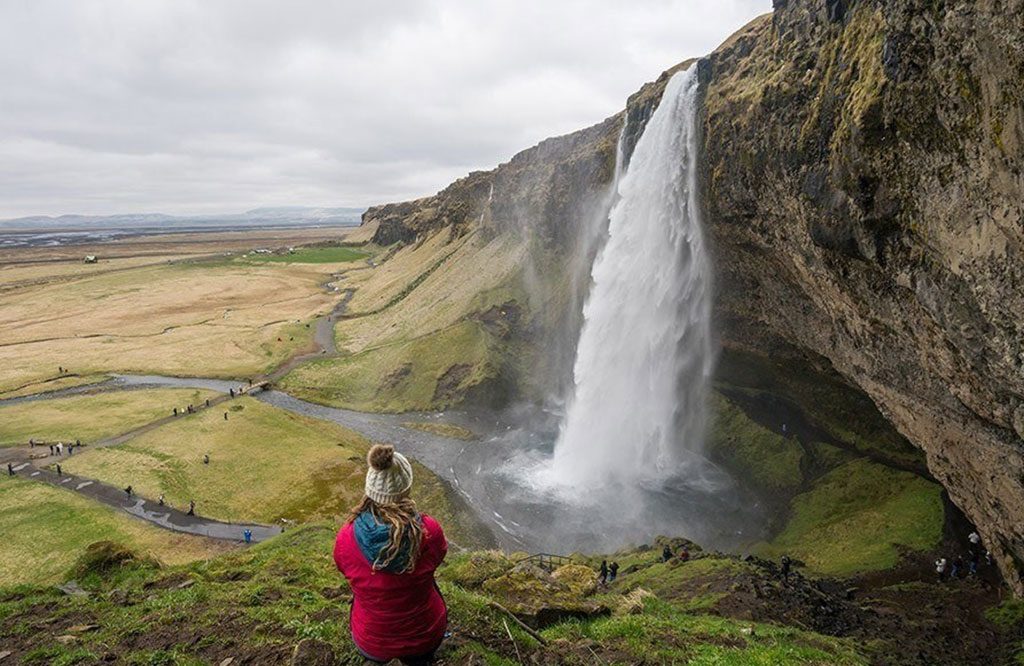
0,477,231,585
0,388,218,446
59,397,464,535
0,260,339,395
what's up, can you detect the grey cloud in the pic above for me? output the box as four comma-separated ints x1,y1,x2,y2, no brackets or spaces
0,0,769,218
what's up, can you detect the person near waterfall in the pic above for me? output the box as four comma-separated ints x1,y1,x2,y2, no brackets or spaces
333,444,448,664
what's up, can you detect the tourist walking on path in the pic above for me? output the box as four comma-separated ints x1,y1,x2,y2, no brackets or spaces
935,557,948,581
599,560,608,585
56,443,63,456
188,500,195,516
334,444,448,664
224,412,229,421
158,494,165,506
49,444,54,456
951,555,964,579
244,529,252,544
781,555,792,583
662,545,673,562
968,549,979,576
969,531,981,547
56,464,62,477
6,463,13,476
124,485,133,497
609,562,619,583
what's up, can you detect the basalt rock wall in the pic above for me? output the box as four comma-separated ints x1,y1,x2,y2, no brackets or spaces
701,0,1024,592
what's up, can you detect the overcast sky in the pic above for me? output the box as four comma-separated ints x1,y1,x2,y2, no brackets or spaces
0,0,769,218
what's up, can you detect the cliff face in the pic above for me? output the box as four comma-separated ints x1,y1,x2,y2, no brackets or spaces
700,0,1024,592
355,0,1024,591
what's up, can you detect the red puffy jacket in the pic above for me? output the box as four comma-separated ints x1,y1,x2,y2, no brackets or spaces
333,514,448,660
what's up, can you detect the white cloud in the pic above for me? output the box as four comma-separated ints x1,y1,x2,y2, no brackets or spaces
0,0,770,217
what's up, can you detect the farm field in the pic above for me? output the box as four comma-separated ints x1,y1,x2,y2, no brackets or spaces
0,387,218,446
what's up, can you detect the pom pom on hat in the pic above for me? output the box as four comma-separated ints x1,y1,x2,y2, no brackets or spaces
364,444,413,505
368,444,395,471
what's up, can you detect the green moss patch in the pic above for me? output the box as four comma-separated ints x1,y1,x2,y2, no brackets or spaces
756,458,944,576
707,392,805,496
244,246,370,264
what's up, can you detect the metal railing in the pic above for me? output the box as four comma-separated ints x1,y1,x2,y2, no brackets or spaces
515,553,573,572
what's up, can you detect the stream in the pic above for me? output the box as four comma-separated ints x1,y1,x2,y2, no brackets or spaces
0,373,768,553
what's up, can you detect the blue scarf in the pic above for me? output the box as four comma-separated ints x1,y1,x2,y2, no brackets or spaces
353,510,420,573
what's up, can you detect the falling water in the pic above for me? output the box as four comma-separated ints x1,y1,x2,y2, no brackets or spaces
549,65,713,489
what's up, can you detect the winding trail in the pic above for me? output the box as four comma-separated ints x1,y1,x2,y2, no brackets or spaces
2,384,282,543
0,258,473,544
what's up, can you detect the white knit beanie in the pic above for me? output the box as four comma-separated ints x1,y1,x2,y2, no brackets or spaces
364,444,413,505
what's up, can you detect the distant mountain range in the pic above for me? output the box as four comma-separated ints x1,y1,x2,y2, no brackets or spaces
0,206,365,231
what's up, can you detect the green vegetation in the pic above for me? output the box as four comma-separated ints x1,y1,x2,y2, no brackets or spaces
282,320,502,412
0,525,869,665
756,458,944,575
243,245,370,264
707,392,805,496
0,477,228,586
57,398,475,546
986,599,1024,629
0,388,218,447
614,557,751,611
543,599,864,665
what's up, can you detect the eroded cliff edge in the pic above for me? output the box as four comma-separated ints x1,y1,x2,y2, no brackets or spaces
354,0,1024,592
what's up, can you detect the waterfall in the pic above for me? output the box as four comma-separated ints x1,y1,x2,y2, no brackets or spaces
548,65,713,489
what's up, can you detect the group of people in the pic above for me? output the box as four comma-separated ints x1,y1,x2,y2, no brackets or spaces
661,544,691,563
27,438,80,456
598,560,620,585
935,531,991,581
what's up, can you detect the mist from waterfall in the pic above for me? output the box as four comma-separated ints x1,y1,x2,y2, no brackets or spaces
548,65,713,489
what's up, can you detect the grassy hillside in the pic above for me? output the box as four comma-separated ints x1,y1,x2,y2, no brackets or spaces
0,478,230,586
280,231,528,412
0,525,872,665
755,458,944,575
2,523,1017,664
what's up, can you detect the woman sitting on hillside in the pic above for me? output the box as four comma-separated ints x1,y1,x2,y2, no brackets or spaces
334,444,448,664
